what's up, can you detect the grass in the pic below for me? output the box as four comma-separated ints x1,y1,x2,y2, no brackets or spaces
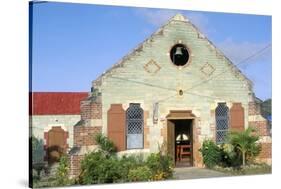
213,163,271,176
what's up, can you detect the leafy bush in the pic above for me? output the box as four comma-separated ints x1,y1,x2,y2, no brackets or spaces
80,151,122,184
199,139,221,168
79,134,174,184
146,152,173,180
118,155,145,181
79,151,174,184
55,155,73,186
94,133,116,155
200,127,262,169
128,166,152,182
219,143,241,167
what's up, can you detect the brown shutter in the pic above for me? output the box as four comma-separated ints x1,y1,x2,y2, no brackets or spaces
230,103,245,131
107,104,126,151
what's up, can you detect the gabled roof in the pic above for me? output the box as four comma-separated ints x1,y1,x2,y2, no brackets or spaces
31,92,88,115
93,13,252,90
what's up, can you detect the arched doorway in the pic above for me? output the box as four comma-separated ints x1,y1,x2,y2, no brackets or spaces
44,126,68,164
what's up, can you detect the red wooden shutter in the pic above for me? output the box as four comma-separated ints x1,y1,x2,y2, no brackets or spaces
107,104,126,151
230,103,245,131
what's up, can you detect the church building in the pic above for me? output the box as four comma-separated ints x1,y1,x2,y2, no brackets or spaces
65,14,271,177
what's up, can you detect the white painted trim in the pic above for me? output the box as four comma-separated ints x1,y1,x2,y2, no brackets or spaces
44,124,67,132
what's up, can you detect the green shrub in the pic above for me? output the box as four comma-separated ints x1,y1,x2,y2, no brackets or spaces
55,155,73,186
199,139,221,168
79,134,174,184
80,151,122,184
94,133,116,155
118,155,145,181
146,152,173,180
128,166,152,182
219,143,241,167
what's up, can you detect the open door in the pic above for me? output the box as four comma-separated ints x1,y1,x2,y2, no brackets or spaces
167,120,175,163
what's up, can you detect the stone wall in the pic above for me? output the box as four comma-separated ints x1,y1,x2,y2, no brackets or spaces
248,101,272,164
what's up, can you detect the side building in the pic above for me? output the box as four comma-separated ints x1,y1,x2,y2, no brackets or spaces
30,92,88,164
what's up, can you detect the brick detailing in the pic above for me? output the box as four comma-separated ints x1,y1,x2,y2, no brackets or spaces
249,101,261,115
74,126,101,147
144,127,150,148
107,104,126,151
249,121,269,136
69,155,83,178
258,142,272,160
143,111,150,149
161,122,167,142
74,96,103,147
230,103,245,132
248,101,270,136
193,123,203,167
210,110,216,141
81,100,102,120
210,124,216,141
248,101,271,164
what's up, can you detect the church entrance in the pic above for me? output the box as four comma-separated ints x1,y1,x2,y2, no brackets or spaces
167,119,193,167
166,110,195,167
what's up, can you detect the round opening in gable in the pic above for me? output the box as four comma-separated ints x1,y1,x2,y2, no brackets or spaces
170,44,189,66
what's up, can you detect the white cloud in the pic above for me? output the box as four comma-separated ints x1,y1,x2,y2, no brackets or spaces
134,8,179,26
217,38,272,67
217,38,272,100
185,12,216,37
135,9,216,38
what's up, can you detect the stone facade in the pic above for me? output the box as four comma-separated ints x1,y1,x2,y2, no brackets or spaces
69,14,271,177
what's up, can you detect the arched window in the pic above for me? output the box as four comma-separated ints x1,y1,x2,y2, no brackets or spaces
126,103,144,149
215,103,229,144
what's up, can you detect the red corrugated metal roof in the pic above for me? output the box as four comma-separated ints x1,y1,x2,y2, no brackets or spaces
31,92,88,115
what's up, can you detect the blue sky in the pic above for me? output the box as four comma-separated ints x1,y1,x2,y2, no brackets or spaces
31,2,272,100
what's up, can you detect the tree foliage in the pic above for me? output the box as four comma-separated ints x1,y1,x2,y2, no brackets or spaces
228,127,261,166
94,133,116,155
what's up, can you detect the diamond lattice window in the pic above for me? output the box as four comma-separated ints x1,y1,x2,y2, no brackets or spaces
126,104,144,149
215,103,229,144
